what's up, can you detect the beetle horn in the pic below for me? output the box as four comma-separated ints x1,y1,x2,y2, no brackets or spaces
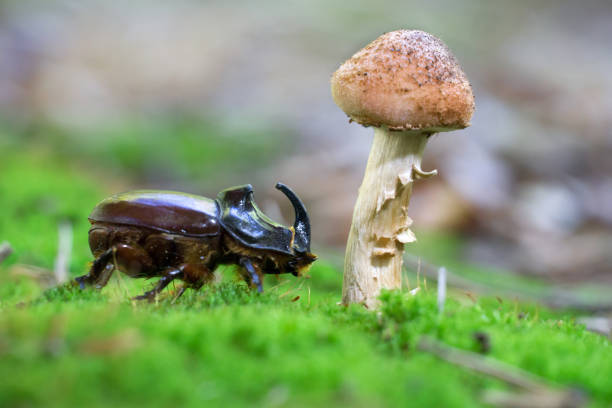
275,182,311,252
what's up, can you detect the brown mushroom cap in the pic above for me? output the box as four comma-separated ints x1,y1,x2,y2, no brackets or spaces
331,30,475,131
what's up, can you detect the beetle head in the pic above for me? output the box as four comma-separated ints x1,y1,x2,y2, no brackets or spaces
287,250,318,277
262,250,317,277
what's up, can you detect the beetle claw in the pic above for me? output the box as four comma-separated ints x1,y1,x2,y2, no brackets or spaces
75,275,90,290
240,257,264,293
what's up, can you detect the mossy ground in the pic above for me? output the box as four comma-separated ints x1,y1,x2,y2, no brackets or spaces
1,130,611,407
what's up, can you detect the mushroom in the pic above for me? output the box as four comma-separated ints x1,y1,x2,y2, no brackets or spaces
331,30,475,307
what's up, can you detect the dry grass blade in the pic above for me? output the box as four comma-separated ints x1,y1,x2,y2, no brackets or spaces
278,279,306,299
10,264,57,287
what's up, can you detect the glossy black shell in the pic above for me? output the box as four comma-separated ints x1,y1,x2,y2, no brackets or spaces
89,190,221,237
89,186,295,255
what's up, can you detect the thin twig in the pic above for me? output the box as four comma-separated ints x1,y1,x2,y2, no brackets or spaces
53,221,73,284
577,317,612,339
482,389,585,408
417,337,585,407
404,254,612,312
418,337,549,391
0,241,13,264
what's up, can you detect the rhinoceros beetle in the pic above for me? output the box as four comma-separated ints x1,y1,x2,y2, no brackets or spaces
75,183,316,300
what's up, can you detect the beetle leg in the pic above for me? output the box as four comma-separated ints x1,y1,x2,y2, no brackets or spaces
181,264,214,290
75,248,114,289
240,258,263,293
132,267,184,301
94,263,116,289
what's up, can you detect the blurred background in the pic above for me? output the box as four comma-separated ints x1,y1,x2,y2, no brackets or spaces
1,0,611,287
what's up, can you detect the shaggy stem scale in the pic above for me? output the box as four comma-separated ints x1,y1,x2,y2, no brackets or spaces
343,129,435,307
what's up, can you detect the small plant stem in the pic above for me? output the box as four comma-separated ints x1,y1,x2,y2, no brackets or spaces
437,267,447,314
53,221,72,284
0,241,13,264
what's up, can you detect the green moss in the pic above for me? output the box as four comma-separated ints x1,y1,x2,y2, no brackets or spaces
376,290,612,401
3,280,611,407
0,284,482,407
1,147,611,407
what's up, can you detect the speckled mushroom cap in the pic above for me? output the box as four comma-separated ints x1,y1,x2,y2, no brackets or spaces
331,30,474,131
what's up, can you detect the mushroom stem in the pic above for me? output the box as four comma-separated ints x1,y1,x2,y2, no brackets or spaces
343,128,434,307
